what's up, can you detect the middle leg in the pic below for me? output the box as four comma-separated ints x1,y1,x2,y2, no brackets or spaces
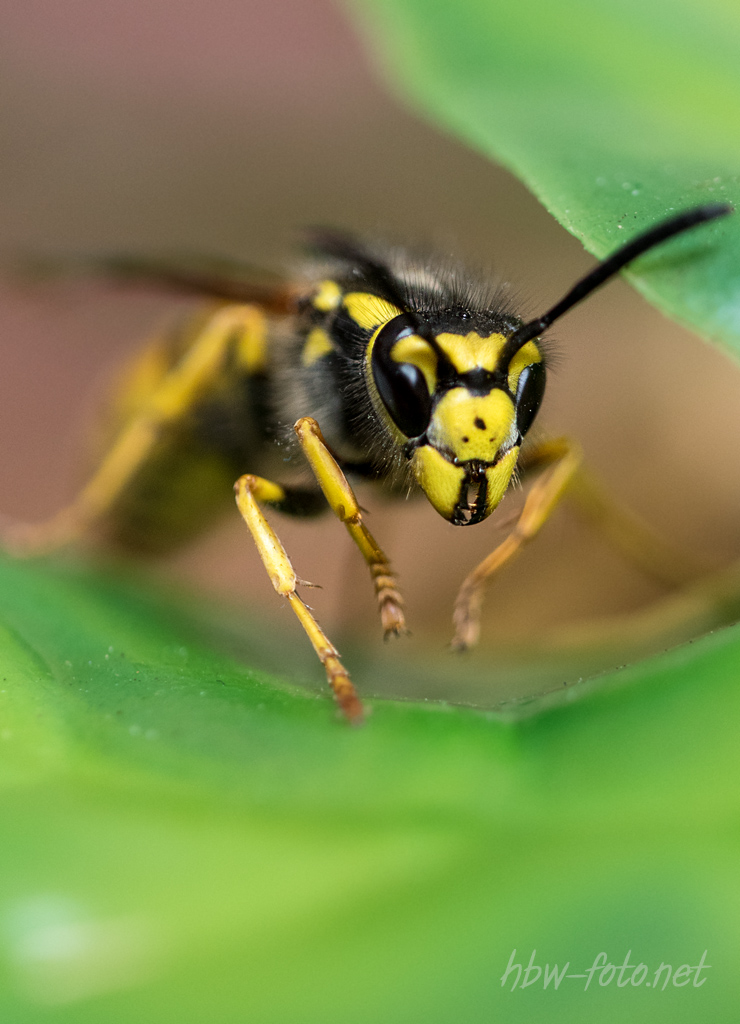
294,417,407,639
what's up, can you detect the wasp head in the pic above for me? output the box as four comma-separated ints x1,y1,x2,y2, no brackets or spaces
368,312,546,525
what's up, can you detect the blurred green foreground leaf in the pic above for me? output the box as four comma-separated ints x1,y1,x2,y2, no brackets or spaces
0,553,738,1023
349,0,740,354
2,2,740,1020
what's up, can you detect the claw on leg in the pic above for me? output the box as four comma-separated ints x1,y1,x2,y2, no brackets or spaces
451,438,581,652
370,562,407,639
452,534,521,651
288,593,364,724
234,473,365,724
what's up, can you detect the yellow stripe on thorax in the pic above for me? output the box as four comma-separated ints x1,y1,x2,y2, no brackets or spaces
302,327,334,367
344,292,401,330
312,279,342,312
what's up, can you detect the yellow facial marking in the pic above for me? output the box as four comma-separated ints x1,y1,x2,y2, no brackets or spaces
484,447,520,516
428,388,517,462
312,279,342,312
410,445,465,519
301,327,334,367
507,340,542,393
435,332,506,374
390,334,437,393
410,444,521,522
344,292,401,331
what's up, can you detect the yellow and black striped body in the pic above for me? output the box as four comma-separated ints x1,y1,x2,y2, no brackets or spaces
96,236,547,551
9,206,728,721
275,237,546,525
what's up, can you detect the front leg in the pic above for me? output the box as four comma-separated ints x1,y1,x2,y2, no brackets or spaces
294,417,406,639
234,475,364,724
452,437,581,651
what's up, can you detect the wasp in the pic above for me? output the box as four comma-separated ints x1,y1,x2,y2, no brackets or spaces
3,203,732,722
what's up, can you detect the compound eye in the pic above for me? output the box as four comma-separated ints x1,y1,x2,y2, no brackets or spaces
371,314,433,438
515,361,546,437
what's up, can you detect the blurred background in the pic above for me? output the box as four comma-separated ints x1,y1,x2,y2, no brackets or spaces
2,0,740,704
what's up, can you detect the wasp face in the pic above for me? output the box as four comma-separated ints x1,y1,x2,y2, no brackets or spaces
369,314,546,525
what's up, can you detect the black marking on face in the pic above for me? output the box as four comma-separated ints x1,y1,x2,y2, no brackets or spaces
515,361,547,438
450,462,489,526
371,314,434,438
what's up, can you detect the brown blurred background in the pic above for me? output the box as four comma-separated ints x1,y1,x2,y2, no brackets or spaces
2,0,740,705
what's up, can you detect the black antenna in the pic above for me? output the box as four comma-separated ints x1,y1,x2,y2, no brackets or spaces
499,202,733,366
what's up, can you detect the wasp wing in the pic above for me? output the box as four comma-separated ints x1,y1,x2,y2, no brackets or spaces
14,251,295,313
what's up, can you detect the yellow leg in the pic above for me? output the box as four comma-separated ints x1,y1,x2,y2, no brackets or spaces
294,417,406,638
452,437,581,651
565,464,712,587
2,304,266,555
234,474,364,724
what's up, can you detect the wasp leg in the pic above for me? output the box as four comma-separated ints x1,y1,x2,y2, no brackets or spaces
1,304,267,556
294,417,406,639
452,437,581,651
234,474,364,724
563,464,712,587
517,439,713,586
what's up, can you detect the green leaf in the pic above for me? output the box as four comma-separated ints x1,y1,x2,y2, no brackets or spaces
0,553,738,1021
346,0,740,354
3,2,740,1019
